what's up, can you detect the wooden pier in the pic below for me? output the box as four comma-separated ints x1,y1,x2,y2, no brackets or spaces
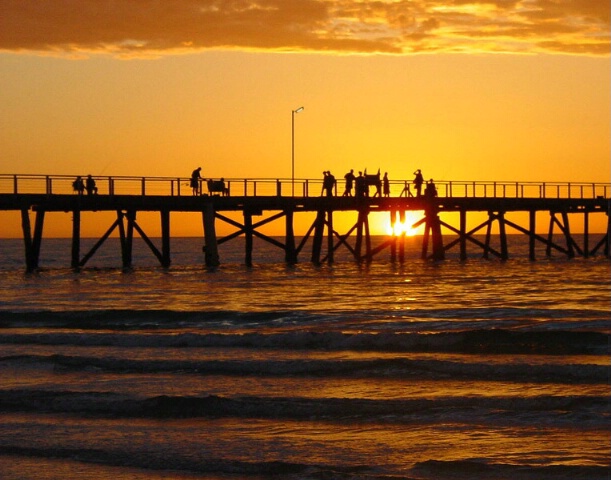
0,174,609,271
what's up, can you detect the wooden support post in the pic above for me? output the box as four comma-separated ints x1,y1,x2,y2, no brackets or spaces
606,205,610,257
244,211,253,267
422,205,444,261
285,209,297,264
529,210,536,261
127,210,136,267
118,210,133,269
421,221,430,260
203,203,220,267
355,209,366,260
311,210,325,264
21,209,45,272
327,210,334,264
161,209,171,267
32,210,45,265
21,208,35,272
484,213,493,259
79,217,120,267
364,213,371,261
431,214,444,261
561,212,575,258
546,213,555,257
130,219,167,267
399,210,405,262
71,209,81,269
390,210,397,262
583,211,589,259
459,209,467,261
498,212,508,260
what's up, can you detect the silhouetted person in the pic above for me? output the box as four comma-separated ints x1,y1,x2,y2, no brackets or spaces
383,172,390,197
322,171,336,197
425,179,437,199
355,171,365,198
219,178,228,196
327,171,336,196
343,169,355,196
85,175,98,195
413,169,424,197
191,167,202,195
72,176,84,195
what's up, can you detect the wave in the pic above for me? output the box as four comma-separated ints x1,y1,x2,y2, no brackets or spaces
1,353,607,384
0,445,375,479
411,460,610,480
0,328,608,355
0,390,607,429
1,307,609,325
3,445,608,480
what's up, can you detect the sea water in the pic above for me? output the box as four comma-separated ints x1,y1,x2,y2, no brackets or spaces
0,236,608,479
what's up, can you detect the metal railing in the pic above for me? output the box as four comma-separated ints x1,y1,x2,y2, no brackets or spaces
0,174,609,200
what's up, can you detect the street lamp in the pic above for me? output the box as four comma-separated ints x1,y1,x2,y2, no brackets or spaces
291,106,304,196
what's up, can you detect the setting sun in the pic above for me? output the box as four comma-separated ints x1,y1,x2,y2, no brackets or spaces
386,212,423,237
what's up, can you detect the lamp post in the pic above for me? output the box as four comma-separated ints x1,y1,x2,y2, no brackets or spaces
291,106,304,196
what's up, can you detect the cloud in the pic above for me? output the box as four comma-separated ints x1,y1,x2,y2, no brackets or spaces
0,0,608,57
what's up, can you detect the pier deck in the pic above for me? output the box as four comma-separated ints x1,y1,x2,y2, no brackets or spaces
1,174,609,270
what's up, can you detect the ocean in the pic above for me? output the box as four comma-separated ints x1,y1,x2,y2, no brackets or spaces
0,235,609,480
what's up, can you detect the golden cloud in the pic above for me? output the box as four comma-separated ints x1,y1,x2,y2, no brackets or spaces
0,0,608,56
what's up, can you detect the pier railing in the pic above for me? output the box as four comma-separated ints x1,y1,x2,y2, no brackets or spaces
0,174,609,200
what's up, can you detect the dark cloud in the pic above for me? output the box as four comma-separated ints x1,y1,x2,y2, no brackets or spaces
0,0,608,56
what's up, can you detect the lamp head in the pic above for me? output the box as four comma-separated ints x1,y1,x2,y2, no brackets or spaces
294,106,304,113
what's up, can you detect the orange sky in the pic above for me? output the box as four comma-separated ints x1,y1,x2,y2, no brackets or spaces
0,1,609,238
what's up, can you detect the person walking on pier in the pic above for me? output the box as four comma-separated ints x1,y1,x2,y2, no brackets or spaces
343,169,355,196
190,167,202,195
383,172,390,197
85,175,98,195
413,169,424,197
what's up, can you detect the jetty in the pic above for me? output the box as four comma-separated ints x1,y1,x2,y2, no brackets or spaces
0,174,609,271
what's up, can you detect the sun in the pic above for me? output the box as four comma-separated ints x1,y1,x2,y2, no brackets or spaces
385,212,422,237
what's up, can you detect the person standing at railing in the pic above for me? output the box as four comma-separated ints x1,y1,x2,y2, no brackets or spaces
343,169,355,196
190,167,202,195
425,179,437,199
413,169,424,197
355,171,366,198
327,171,336,196
321,171,336,197
85,175,98,195
72,176,85,195
383,172,390,197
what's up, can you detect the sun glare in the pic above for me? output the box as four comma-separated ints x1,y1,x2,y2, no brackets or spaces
386,213,422,237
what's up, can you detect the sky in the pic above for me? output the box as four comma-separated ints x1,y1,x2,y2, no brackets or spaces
0,0,609,238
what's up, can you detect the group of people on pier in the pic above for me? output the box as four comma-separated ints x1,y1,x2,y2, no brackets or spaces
330,168,436,199
72,167,437,199
326,169,389,197
72,175,98,195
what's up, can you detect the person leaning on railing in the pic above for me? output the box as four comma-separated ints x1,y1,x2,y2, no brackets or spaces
85,175,98,195
72,176,85,195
